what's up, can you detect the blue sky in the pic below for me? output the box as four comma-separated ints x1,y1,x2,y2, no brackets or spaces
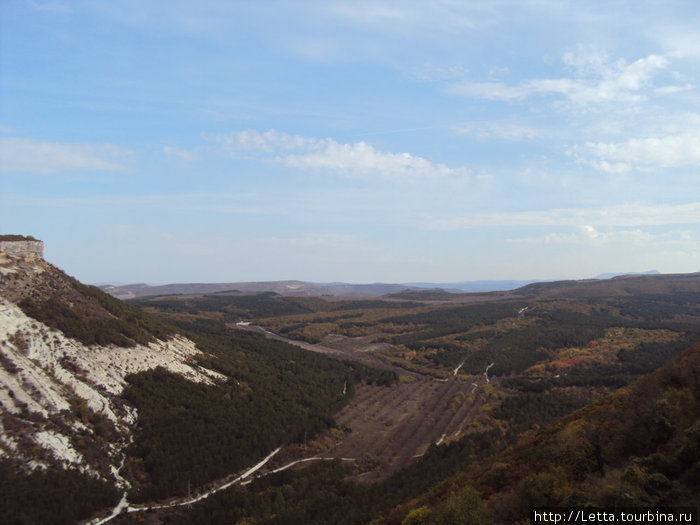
1,1,699,284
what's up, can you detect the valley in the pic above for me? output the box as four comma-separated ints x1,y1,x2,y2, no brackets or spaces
6,2,699,524
1,240,698,524
123,274,699,523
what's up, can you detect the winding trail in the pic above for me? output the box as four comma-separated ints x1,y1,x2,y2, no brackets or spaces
93,322,489,520
233,323,411,376
92,447,282,524
92,315,494,520
484,362,495,383
241,456,356,486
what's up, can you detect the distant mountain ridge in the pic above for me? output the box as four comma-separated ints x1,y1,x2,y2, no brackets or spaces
593,269,660,279
99,280,416,299
513,271,700,299
100,271,683,299
404,279,544,292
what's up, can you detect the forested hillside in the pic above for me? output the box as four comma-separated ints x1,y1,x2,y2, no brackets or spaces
387,343,700,524
4,262,175,347
124,319,395,501
0,253,394,523
120,275,699,524
119,343,699,524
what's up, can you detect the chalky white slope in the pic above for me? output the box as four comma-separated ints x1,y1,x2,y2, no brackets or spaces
0,281,225,482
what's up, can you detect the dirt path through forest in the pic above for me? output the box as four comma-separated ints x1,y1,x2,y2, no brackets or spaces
232,323,485,479
232,323,411,375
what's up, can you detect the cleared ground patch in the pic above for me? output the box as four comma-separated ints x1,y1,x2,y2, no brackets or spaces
321,375,485,480
233,324,488,479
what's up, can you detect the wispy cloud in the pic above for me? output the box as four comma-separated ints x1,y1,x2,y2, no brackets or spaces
216,129,317,153
446,50,673,107
263,232,374,251
0,138,130,174
445,81,528,101
258,232,392,279
321,1,480,33
654,84,695,95
423,202,700,231
576,131,700,173
454,122,540,141
162,145,198,161
5,192,270,215
509,225,657,245
281,140,456,177
214,129,461,178
661,29,700,60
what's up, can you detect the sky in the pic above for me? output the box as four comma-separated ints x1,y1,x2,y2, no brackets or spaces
1,1,699,284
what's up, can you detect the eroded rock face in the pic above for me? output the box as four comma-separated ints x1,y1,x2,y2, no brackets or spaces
0,236,226,486
0,295,224,483
0,237,44,263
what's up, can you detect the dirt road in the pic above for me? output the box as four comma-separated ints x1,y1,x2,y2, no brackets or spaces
232,323,485,479
233,323,409,374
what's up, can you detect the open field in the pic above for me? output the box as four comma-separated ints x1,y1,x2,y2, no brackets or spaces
328,376,483,479
233,323,403,373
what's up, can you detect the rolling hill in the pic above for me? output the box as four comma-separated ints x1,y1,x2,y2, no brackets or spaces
0,238,393,522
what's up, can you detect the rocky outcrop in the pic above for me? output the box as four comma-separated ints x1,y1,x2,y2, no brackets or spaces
0,235,44,263
0,237,227,485
0,295,224,481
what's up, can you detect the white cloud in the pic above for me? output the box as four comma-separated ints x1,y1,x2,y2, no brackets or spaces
454,122,540,141
423,202,700,231
655,84,695,95
0,138,129,174
579,131,700,172
162,145,198,161
215,129,317,153
510,225,657,245
446,51,673,106
445,81,528,100
215,129,460,178
661,30,700,60
281,139,455,178
411,63,471,82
